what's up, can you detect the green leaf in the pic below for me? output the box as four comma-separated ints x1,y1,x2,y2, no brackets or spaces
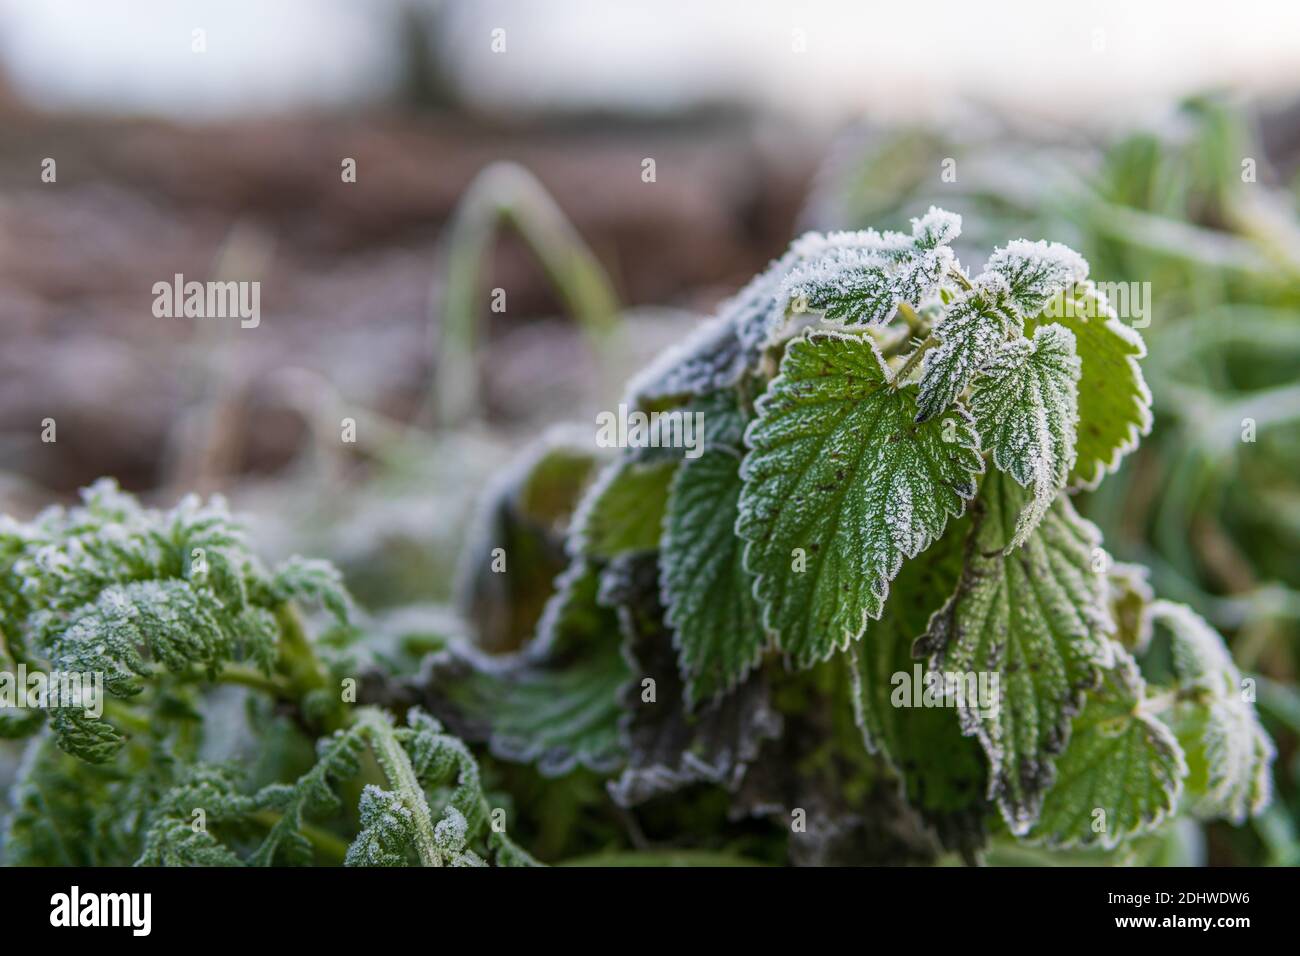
738,329,983,668
270,556,352,626
569,459,675,559
1152,601,1275,824
1027,282,1151,489
628,265,785,405
426,561,629,777
970,323,1081,547
914,276,1021,423
915,470,1115,834
1030,645,1184,849
781,208,960,326
983,239,1089,317
660,395,766,707
847,514,989,853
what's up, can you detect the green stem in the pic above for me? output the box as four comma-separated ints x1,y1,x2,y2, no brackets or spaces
215,663,292,698
251,810,349,864
356,707,441,867
897,302,925,333
948,266,974,291
890,335,938,387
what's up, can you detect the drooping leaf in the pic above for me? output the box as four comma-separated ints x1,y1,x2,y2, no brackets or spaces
847,514,989,854
569,459,675,559
660,393,766,706
628,262,786,405
781,207,960,326
456,431,600,653
424,561,628,777
738,329,983,668
914,274,1021,423
970,323,1081,547
914,470,1115,834
1152,601,1275,824
1030,645,1184,849
602,553,781,807
1027,282,1151,489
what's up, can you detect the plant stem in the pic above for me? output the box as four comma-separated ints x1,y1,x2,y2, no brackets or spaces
897,302,925,333
215,663,293,698
891,335,938,387
250,810,349,864
356,706,442,867
949,266,974,291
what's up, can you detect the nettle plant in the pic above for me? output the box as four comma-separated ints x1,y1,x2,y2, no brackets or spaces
434,206,1275,860
0,208,1276,866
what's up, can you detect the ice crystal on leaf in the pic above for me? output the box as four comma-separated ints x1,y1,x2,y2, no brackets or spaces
848,513,989,854
984,239,1089,317
970,323,1081,547
781,207,960,326
914,273,1022,423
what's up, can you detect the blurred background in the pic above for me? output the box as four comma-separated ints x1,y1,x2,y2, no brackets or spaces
0,0,1297,864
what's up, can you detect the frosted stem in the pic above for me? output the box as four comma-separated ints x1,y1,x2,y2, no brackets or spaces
358,707,442,867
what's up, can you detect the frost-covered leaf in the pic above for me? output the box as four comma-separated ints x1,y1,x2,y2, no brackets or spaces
914,274,1021,422
49,707,125,764
984,239,1089,317
270,556,352,626
781,207,960,326
660,393,766,707
602,554,781,807
250,724,368,866
346,785,417,867
1030,645,1184,849
628,264,786,405
848,514,989,853
424,561,628,777
1152,602,1275,824
1026,282,1151,489
914,470,1115,834
738,329,983,668
388,709,536,866
137,764,255,866
0,479,353,763
569,459,675,559
970,323,1080,547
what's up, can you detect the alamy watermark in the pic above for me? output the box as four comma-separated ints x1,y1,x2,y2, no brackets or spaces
0,664,104,719
1048,280,1152,329
152,273,261,328
595,403,705,459
891,664,1000,719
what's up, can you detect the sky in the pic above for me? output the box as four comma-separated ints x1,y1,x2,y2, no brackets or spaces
0,0,1297,124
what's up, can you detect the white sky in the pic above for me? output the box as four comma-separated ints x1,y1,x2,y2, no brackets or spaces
0,0,1297,123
